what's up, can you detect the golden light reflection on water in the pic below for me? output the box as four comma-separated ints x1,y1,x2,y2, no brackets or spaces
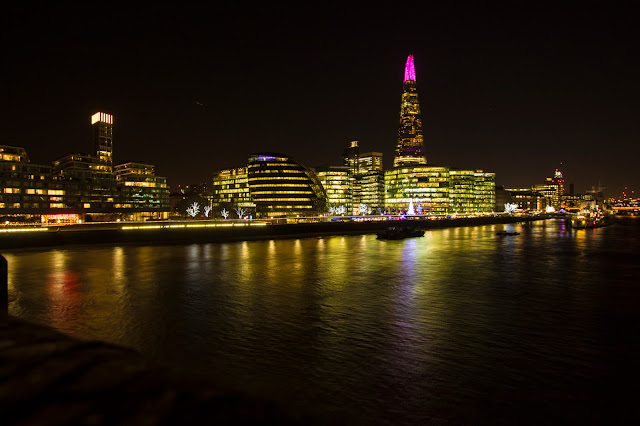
266,239,278,285
6,221,632,366
290,239,304,280
113,246,125,285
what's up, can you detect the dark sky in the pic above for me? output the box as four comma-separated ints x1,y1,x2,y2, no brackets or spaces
3,2,639,196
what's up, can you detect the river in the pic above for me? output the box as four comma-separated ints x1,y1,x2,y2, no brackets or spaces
6,218,639,424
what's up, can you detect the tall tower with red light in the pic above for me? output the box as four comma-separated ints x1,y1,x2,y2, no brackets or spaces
393,55,427,167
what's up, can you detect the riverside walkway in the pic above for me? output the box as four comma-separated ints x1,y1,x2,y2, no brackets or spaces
0,215,536,250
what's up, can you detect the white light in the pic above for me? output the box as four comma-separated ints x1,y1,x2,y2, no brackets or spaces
186,202,200,217
235,206,247,219
504,203,518,214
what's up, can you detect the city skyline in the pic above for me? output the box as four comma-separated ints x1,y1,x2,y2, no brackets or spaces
3,3,638,197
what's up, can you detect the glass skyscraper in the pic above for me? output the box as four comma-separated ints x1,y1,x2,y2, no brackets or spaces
393,55,427,167
385,55,495,214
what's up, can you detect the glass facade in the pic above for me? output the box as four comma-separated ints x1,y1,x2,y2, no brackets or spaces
394,55,427,167
321,143,385,215
248,153,327,218
471,171,496,213
211,167,255,215
385,167,450,214
534,170,564,209
0,145,65,215
53,153,117,211
385,166,495,214
359,152,383,173
316,165,352,213
115,162,169,211
359,171,385,214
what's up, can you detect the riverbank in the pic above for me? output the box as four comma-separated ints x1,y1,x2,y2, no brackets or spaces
0,215,542,249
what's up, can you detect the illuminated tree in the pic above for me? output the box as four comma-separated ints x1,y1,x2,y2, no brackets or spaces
329,205,347,215
358,203,371,215
203,205,212,217
235,206,247,219
504,203,518,214
186,202,200,217
221,208,229,219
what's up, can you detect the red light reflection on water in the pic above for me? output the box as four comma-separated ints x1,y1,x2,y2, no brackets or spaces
47,270,83,328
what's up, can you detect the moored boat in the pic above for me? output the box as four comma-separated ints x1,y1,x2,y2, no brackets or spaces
496,230,520,236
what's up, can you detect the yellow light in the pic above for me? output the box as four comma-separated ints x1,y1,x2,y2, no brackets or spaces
0,227,49,233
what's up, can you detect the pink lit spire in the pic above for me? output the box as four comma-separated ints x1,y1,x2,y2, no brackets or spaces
403,55,416,82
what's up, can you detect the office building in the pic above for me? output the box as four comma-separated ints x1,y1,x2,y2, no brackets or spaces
0,112,170,221
504,186,548,211
534,169,565,209
359,152,383,173
384,55,496,215
328,143,385,215
247,153,327,218
0,145,65,216
385,166,451,214
211,167,255,216
316,165,352,213
115,162,170,215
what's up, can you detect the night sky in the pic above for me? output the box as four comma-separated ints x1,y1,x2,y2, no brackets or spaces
3,3,639,196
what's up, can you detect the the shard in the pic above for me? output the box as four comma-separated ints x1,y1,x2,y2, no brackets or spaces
393,55,427,167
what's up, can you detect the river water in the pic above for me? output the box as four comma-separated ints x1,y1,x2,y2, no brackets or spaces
6,218,640,424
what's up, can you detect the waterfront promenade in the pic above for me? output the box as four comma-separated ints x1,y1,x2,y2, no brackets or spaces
0,215,537,249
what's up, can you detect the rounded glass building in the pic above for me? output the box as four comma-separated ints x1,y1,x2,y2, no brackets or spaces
247,153,326,218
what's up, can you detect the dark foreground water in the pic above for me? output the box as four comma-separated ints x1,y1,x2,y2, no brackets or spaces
6,218,640,424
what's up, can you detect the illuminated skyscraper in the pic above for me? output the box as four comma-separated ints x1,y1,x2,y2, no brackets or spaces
91,112,113,170
393,55,427,167
343,141,360,176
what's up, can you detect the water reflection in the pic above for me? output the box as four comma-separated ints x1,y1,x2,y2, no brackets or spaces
5,219,639,424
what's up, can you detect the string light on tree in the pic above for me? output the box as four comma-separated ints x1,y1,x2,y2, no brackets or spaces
221,208,229,219
235,206,247,219
186,202,200,217
203,206,212,217
329,205,347,216
358,203,371,215
504,203,518,214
